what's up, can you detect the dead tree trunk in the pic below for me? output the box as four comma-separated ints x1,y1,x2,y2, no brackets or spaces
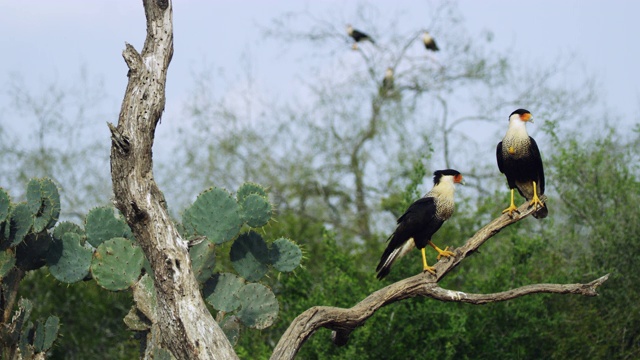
108,0,237,359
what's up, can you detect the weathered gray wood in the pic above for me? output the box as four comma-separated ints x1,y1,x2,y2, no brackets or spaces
109,1,237,359
270,198,608,360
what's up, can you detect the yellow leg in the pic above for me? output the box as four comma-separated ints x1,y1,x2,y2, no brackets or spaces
529,181,545,210
421,248,436,274
501,189,519,216
429,241,455,260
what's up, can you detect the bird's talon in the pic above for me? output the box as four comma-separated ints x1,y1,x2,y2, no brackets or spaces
501,205,519,217
436,247,455,260
423,266,436,275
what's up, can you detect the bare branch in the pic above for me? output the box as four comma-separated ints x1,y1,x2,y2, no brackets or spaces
110,0,236,359
270,197,608,360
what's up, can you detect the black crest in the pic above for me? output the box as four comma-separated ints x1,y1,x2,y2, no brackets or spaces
433,169,461,184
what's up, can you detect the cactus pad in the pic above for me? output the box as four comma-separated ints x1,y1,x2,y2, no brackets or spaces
189,239,216,283
33,316,59,352
0,187,9,224
91,237,144,291
15,231,51,271
269,237,303,272
53,221,85,243
220,315,241,346
240,193,272,228
0,249,15,278
230,231,270,281
7,203,32,246
182,187,242,244
85,207,132,247
236,182,268,202
47,232,93,283
236,283,279,329
203,273,245,312
132,274,157,323
26,178,60,233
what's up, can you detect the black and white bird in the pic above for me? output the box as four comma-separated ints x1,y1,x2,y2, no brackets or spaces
347,24,375,48
376,169,464,279
422,31,439,51
496,109,548,219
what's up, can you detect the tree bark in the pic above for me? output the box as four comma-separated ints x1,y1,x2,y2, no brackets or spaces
270,197,609,360
108,1,237,359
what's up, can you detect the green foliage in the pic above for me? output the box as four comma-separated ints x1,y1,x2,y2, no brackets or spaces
91,237,144,291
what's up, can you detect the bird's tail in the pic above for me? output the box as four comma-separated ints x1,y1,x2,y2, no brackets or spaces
532,203,548,219
376,238,414,279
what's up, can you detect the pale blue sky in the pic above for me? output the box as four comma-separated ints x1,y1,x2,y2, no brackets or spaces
1,1,638,143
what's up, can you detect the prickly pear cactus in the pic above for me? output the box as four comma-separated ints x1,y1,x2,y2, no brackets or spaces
47,232,93,283
91,237,144,291
6,203,32,246
15,231,51,271
269,237,303,272
0,249,16,278
189,239,216,283
182,187,243,244
85,206,133,247
235,283,278,329
33,315,60,353
230,231,270,281
0,188,10,224
203,273,245,312
239,193,272,228
26,178,60,233
236,182,268,202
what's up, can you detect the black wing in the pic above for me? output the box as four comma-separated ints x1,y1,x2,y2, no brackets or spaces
496,141,505,174
351,29,374,43
528,136,545,194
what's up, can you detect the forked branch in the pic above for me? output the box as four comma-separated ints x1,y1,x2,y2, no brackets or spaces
270,197,609,360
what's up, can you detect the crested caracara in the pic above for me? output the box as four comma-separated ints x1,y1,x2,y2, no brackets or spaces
496,109,548,218
381,67,394,92
422,31,439,51
376,169,463,279
347,24,375,47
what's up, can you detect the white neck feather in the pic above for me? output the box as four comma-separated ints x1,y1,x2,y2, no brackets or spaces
505,114,529,139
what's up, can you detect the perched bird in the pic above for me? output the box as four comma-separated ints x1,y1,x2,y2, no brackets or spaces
347,24,375,46
381,67,394,93
496,109,548,219
422,31,439,51
376,169,464,279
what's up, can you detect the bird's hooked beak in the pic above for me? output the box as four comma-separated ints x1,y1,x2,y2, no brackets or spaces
454,174,465,185
521,113,533,123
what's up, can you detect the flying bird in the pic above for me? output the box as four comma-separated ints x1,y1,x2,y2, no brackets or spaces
496,109,548,218
347,24,375,47
376,169,464,279
422,31,439,51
